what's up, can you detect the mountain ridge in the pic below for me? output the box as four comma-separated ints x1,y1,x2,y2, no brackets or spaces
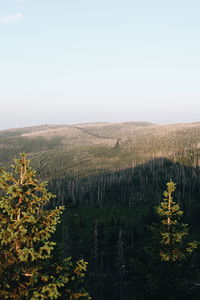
0,121,199,179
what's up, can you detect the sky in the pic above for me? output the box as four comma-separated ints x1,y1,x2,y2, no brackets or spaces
0,0,200,130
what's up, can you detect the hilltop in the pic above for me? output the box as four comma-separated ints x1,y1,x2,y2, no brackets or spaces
0,121,199,179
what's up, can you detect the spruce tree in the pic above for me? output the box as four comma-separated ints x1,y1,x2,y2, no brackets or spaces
0,153,89,300
157,180,197,262
141,181,199,299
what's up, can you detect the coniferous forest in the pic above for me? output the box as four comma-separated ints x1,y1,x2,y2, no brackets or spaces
0,122,200,299
1,0,200,298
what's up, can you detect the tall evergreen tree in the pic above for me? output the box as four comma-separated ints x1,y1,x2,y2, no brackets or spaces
141,181,199,299
157,180,197,262
0,153,89,300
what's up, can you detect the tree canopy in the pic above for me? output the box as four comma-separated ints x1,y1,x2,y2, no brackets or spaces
0,153,89,300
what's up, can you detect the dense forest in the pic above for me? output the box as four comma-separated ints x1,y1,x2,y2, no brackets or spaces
0,122,200,299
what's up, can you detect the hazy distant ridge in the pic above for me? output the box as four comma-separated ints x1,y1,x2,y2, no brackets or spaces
0,121,199,179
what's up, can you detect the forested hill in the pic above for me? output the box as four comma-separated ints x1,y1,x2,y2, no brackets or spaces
1,122,200,300
0,121,199,208
0,121,199,179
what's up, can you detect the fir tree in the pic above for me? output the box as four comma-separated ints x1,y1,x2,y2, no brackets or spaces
157,180,197,262
0,153,90,300
141,181,199,299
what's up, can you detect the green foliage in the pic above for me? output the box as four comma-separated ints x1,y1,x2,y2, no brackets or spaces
0,154,89,300
0,119,200,300
157,180,198,262
137,181,200,299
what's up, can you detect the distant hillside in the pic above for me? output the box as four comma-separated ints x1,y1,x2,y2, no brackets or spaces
0,121,199,179
1,121,200,300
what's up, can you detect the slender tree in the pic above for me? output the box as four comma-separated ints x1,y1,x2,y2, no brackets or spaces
141,181,199,299
0,153,89,300
157,180,197,262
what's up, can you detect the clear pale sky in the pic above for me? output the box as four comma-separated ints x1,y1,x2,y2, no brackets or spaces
0,0,200,130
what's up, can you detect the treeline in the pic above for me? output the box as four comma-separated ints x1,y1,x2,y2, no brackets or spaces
49,157,200,208
1,154,200,299
54,179,200,300
50,158,200,300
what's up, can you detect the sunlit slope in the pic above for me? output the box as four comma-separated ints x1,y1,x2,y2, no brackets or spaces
0,122,199,178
